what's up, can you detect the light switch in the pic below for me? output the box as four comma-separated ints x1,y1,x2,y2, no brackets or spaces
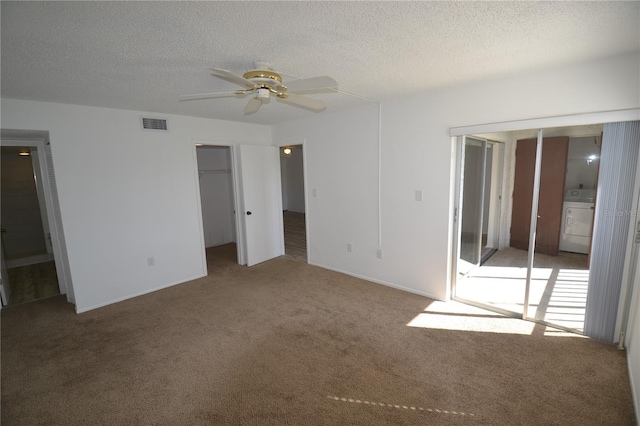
415,190,423,202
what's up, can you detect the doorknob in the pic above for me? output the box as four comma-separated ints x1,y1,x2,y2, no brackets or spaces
246,211,252,215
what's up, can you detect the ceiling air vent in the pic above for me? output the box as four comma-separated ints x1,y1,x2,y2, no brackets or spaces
141,117,168,131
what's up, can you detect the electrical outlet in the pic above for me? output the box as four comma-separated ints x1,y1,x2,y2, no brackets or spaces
347,243,352,253
376,248,383,259
147,256,155,266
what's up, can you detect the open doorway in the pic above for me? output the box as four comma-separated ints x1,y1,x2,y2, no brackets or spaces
279,145,307,262
1,145,60,306
195,145,238,267
454,124,603,334
458,138,504,274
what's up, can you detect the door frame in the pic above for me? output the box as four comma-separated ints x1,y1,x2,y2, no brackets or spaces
0,136,72,303
192,140,244,271
450,108,640,335
453,137,506,283
276,139,310,264
484,140,505,254
192,140,290,268
452,135,524,319
1,236,11,306
454,128,605,333
455,136,488,276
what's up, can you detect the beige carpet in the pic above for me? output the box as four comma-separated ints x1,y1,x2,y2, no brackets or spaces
1,244,635,425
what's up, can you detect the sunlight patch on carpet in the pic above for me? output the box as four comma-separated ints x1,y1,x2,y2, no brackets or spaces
406,300,584,337
406,300,535,334
326,396,475,417
407,311,536,334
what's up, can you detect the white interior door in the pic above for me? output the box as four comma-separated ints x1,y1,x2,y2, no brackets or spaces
237,145,285,266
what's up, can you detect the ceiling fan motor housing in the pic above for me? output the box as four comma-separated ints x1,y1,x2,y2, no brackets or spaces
243,69,285,93
256,88,270,100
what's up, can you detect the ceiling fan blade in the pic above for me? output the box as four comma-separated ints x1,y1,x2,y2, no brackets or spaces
278,93,327,112
179,91,245,102
211,68,258,89
244,97,262,115
285,76,337,94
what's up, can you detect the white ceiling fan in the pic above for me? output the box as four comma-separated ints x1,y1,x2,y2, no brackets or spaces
180,61,338,115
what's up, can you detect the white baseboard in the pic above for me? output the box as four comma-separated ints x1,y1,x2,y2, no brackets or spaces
308,261,443,302
75,273,207,314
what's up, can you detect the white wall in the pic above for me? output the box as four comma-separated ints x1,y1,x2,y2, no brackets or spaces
565,137,601,191
196,146,236,247
280,146,305,213
0,98,270,312
272,52,640,301
626,250,640,424
273,105,381,282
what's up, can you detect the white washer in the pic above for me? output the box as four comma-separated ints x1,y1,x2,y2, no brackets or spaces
559,189,595,254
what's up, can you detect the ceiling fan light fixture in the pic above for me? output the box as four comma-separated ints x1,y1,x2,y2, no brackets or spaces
256,88,270,100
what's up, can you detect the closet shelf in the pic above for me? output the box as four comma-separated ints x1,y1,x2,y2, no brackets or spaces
199,169,231,174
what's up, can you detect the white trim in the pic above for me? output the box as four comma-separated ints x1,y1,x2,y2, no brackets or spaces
301,140,311,264
446,136,460,301
377,103,383,248
523,130,544,320
232,145,247,265
309,261,443,301
450,109,640,137
191,140,243,266
75,273,206,313
275,138,310,264
485,141,505,250
30,150,53,254
191,144,209,278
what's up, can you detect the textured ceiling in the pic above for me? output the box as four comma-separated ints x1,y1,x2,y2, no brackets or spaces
2,1,639,125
